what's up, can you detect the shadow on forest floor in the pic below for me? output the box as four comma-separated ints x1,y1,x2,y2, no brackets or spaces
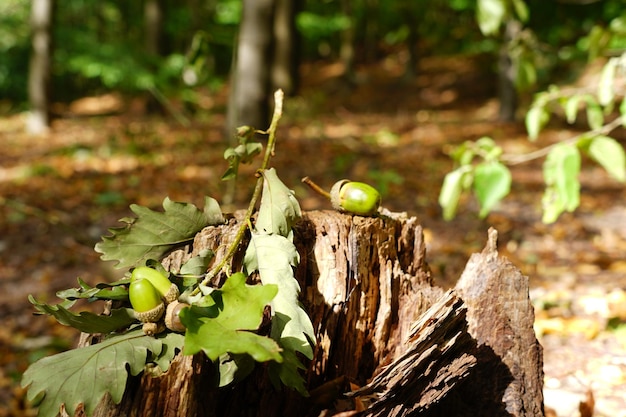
1,54,625,417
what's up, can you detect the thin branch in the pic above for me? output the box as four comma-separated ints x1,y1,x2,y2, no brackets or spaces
194,90,285,292
501,114,626,165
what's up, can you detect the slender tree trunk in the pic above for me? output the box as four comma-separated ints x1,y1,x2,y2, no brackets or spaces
145,0,164,56
27,0,55,135
498,19,522,122
339,0,356,83
401,1,420,79
271,0,301,96
226,0,275,138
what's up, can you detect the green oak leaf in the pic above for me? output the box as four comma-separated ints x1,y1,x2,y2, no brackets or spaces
245,233,313,359
179,249,214,277
95,196,224,269
268,348,309,396
56,277,129,301
181,273,282,362
152,332,185,372
21,330,161,417
28,295,136,334
256,168,302,236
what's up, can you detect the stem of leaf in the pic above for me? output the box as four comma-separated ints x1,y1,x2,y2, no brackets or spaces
193,90,285,294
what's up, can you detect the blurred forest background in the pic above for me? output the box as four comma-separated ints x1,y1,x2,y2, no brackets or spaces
2,0,626,416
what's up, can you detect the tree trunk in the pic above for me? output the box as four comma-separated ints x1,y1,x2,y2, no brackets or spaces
498,19,522,122
27,0,55,135
81,213,544,417
271,0,301,96
144,0,164,56
226,0,275,138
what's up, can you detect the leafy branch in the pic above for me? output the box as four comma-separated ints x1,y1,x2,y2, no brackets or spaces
22,89,317,417
198,89,285,288
439,53,626,223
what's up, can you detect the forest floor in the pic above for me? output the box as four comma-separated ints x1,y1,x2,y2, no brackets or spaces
1,54,626,417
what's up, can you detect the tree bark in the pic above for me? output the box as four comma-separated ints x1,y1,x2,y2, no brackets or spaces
498,19,522,122
27,0,55,135
226,0,275,138
271,0,301,96
80,213,543,417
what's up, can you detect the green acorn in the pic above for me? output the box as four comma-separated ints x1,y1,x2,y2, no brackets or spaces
330,179,381,216
131,266,179,304
129,278,165,324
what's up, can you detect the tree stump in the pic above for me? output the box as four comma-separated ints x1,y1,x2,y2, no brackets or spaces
80,211,544,417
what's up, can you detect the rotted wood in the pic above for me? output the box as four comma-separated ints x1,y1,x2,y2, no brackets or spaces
77,212,543,417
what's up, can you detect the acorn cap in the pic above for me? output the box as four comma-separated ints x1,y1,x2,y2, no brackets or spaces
142,321,166,336
163,283,180,304
135,302,165,323
330,179,350,212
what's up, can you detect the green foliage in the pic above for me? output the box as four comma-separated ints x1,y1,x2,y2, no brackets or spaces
23,93,317,416
439,138,511,220
181,272,282,362
222,126,264,181
586,135,626,182
474,161,512,218
542,143,580,223
441,53,626,223
29,295,136,334
0,0,30,104
21,330,179,417
95,196,224,269
244,168,314,395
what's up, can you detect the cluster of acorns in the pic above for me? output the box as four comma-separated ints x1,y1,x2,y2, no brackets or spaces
128,266,188,336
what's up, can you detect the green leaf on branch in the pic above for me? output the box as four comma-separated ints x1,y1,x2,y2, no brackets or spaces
586,135,626,182
585,96,604,130
222,127,263,180
181,272,282,363
526,104,550,141
564,95,582,124
476,0,507,36
56,277,129,301
473,162,512,218
179,249,215,277
256,168,302,236
243,168,314,394
95,196,224,269
439,166,472,221
245,233,314,359
598,57,618,106
28,295,136,334
21,329,162,417
542,143,581,223
511,0,529,22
